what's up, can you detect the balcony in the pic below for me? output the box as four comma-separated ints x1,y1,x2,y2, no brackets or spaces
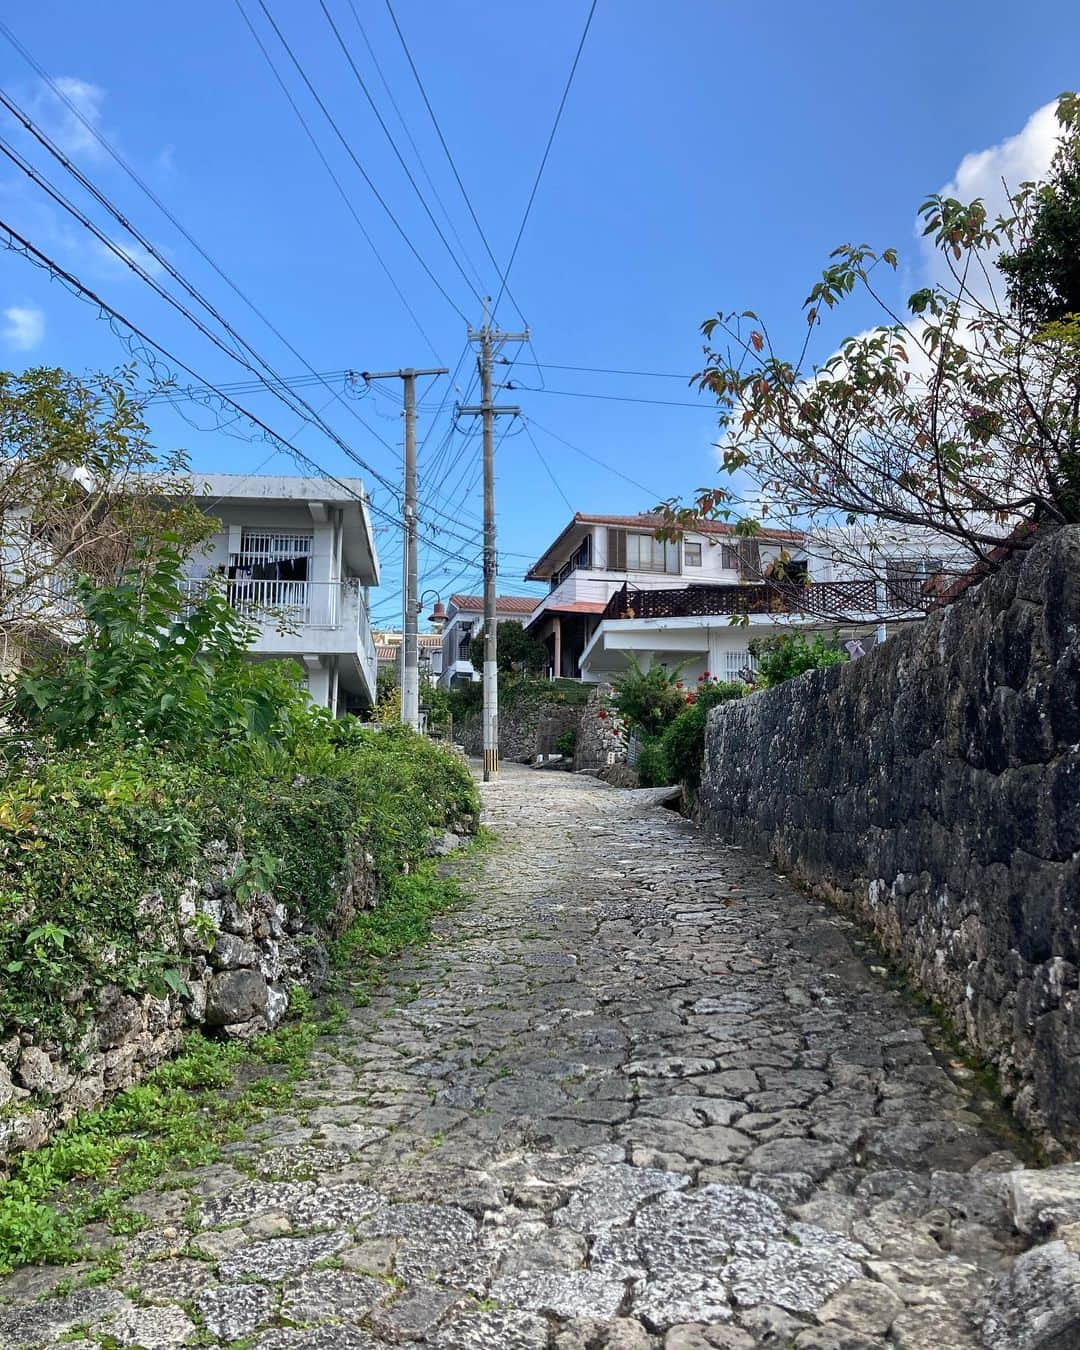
183,577,377,701
601,576,930,622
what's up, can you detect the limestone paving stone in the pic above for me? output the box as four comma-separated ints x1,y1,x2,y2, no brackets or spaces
11,764,1057,1348
280,1268,391,1323
197,1282,275,1340
217,1230,352,1280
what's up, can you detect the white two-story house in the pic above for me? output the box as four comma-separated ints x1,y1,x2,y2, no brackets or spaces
524,511,957,684
180,473,379,712
437,592,539,688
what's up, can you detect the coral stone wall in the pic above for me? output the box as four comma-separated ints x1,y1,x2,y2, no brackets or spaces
698,526,1080,1155
0,841,375,1170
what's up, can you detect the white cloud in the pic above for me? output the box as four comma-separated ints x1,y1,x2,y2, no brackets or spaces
94,236,166,279
941,101,1060,214
920,100,1062,296
25,75,108,160
2,306,45,351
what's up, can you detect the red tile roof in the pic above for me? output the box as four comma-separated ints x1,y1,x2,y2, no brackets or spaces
449,593,539,615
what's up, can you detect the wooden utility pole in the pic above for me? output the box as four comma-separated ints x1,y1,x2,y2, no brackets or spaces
362,366,447,730
458,307,527,779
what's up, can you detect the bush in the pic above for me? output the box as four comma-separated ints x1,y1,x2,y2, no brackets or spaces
748,632,849,687
1,560,480,1051
0,727,477,1046
660,679,746,790
636,737,671,787
612,659,685,738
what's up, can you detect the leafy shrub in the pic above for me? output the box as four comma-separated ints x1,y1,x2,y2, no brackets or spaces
555,727,577,758
748,632,849,687
1,558,480,1048
15,545,309,760
611,658,686,737
636,737,672,787
468,620,547,674
0,727,477,1043
661,679,746,790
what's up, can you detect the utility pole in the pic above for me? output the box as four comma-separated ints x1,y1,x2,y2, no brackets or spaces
458,305,527,780
362,366,447,730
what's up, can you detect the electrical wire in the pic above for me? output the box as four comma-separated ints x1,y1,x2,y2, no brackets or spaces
0,122,406,504
505,383,710,410
383,0,530,329
526,416,662,500
231,1,444,361
0,218,485,569
490,0,598,320
318,0,484,307
0,19,433,444
249,0,472,322
345,0,486,296
523,421,575,512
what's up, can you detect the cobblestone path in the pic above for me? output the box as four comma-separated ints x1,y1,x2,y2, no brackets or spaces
0,766,1044,1349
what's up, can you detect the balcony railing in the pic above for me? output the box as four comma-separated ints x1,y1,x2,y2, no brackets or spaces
601,576,931,622
184,577,351,628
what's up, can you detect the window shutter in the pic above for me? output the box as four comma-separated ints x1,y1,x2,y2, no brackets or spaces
609,529,627,570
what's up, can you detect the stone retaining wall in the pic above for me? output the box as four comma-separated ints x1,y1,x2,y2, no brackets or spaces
457,697,580,763
0,838,377,1170
698,525,1080,1156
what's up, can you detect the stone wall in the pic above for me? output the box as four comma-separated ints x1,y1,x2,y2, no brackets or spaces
457,696,581,763
0,837,378,1170
698,525,1080,1155
574,685,629,772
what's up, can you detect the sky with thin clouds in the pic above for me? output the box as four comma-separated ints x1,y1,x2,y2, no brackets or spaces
2,303,44,350
0,0,1077,622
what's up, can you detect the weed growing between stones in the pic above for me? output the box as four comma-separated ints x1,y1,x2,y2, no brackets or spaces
0,859,467,1278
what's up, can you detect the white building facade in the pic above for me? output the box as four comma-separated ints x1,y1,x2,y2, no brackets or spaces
437,593,539,688
524,511,958,684
181,474,380,712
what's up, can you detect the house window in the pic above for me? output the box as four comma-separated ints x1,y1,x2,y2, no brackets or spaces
721,544,740,570
236,529,312,582
609,528,679,574
885,555,944,603
685,541,702,568
723,648,758,682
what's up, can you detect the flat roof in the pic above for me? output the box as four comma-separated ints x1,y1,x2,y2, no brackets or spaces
184,472,370,506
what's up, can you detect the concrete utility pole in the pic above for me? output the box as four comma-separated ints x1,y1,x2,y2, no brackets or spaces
458,305,527,781
362,367,447,731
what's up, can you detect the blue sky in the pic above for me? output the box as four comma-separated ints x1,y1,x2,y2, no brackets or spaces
1,0,1077,626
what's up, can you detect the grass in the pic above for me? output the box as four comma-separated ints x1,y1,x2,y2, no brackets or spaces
0,858,468,1279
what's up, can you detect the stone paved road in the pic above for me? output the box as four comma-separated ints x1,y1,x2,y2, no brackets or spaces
0,766,1046,1349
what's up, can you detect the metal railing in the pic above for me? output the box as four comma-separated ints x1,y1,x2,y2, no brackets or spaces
601,576,930,621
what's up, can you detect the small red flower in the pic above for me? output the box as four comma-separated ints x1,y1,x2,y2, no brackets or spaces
675,681,684,689
703,670,711,678
597,709,608,719
697,673,705,682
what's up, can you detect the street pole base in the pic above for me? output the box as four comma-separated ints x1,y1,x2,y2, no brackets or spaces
483,748,499,781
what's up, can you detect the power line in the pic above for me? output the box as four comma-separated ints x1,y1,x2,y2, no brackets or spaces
0,19,425,450
491,0,598,319
383,0,529,328
504,359,694,380
344,0,486,296
505,383,710,410
526,416,662,500
317,0,484,307
248,0,471,322
523,421,575,512
0,118,405,503
231,1,444,361
0,218,485,570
